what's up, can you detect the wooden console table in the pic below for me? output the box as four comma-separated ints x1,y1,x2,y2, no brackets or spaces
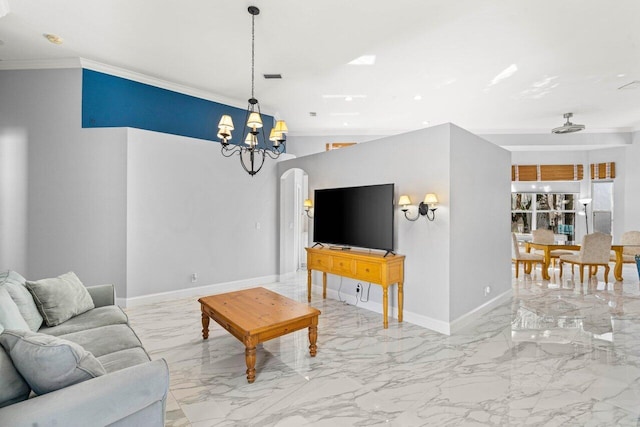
305,247,405,329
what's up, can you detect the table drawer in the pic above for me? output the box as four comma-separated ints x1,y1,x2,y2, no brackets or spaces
355,261,382,282
309,254,332,270
331,256,356,275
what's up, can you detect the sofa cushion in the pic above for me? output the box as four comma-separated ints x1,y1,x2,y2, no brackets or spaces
97,347,151,373
0,330,106,395
26,272,95,327
0,270,43,332
0,287,30,333
39,305,128,336
0,346,30,408
59,324,144,358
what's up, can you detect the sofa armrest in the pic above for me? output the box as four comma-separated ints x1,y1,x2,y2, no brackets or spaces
0,359,169,427
86,284,116,307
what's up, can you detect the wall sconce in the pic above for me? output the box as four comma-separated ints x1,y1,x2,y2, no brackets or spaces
303,199,314,218
399,193,439,221
578,197,592,234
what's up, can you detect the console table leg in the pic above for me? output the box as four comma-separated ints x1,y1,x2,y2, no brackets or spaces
244,338,257,383
398,281,404,323
308,318,318,357
201,311,210,339
322,272,327,299
307,269,312,302
382,286,389,329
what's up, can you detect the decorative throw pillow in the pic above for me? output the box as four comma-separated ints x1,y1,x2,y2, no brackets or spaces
0,287,30,334
26,272,95,327
0,270,44,331
0,330,106,395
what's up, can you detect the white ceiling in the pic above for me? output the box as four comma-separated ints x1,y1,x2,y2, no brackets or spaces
1,0,640,137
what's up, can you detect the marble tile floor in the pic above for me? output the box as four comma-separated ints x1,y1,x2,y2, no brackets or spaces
125,264,640,426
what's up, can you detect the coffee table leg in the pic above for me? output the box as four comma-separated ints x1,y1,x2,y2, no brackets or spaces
201,311,210,339
308,317,318,357
245,337,257,383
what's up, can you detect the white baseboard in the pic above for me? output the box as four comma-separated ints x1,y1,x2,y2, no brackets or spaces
118,275,279,308
449,288,513,334
312,284,512,336
315,285,451,335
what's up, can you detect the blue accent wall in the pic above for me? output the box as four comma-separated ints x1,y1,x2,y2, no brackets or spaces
81,69,275,146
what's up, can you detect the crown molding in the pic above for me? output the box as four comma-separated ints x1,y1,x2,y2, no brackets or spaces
0,56,259,114
78,58,249,111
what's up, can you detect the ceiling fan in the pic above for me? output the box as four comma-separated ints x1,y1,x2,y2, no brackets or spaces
552,112,585,134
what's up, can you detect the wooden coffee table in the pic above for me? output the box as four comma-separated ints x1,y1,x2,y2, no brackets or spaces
198,287,321,383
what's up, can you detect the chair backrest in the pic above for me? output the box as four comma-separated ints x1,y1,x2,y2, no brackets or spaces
579,232,612,263
532,228,555,244
620,231,640,256
511,233,521,259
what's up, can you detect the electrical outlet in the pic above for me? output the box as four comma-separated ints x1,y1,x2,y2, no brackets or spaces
191,273,198,283
356,284,361,293
483,285,491,296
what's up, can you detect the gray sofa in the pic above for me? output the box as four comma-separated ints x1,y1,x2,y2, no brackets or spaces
0,276,169,427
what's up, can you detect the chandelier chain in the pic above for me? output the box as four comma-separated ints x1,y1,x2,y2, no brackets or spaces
251,13,255,100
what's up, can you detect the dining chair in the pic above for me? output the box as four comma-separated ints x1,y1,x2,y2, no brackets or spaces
559,232,612,283
609,230,640,265
531,228,575,268
512,232,544,278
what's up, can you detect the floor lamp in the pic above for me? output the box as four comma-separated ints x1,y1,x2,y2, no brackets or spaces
578,198,592,234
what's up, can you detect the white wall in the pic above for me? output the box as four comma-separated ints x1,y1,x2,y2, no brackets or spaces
0,69,128,294
0,68,285,301
449,126,511,320
279,124,511,333
624,132,640,231
0,128,28,273
126,128,282,298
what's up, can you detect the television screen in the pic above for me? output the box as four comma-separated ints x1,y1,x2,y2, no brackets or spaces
312,183,395,252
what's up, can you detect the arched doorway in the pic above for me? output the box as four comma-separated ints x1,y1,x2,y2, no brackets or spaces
279,168,309,277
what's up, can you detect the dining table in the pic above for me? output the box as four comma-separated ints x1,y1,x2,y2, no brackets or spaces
524,241,637,281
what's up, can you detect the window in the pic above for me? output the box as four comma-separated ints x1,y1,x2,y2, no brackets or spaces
511,192,578,241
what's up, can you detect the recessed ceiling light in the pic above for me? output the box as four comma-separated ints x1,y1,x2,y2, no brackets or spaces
422,121,430,126
348,55,376,65
488,64,518,87
414,95,422,101
345,96,353,102
343,122,348,126
44,33,64,45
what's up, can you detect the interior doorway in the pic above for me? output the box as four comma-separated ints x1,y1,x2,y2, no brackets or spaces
279,168,309,277
592,181,613,235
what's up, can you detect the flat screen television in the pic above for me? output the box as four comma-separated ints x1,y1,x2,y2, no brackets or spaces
312,183,395,254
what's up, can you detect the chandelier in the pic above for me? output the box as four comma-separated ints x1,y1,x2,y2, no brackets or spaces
217,6,288,176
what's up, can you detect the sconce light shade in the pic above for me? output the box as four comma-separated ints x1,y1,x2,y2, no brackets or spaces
398,195,411,211
423,193,439,205
247,112,263,129
244,133,257,147
269,128,281,142
399,193,438,222
274,120,289,134
218,115,235,131
303,199,313,218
